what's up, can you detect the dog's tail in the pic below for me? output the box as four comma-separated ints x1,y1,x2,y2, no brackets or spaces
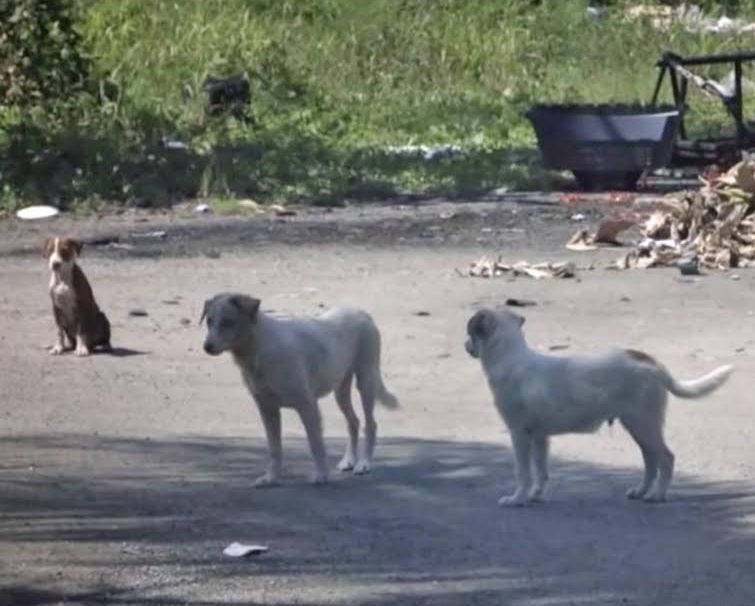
376,376,400,409
660,364,733,399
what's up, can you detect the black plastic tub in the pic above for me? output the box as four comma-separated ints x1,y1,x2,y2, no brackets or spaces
526,104,680,190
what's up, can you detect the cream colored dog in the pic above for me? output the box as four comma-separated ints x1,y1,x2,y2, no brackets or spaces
465,309,732,506
201,293,399,486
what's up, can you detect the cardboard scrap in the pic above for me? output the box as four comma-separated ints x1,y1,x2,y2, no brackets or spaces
566,229,598,251
594,215,639,243
465,256,577,279
566,214,638,251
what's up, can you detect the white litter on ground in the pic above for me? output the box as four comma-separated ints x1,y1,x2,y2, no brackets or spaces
222,542,269,558
16,205,60,220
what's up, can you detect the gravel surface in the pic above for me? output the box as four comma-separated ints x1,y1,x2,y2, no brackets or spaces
1,197,753,606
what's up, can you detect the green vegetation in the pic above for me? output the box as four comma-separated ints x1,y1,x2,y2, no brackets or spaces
2,0,755,210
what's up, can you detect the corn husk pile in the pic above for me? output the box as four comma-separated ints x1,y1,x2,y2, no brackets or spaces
616,157,755,270
463,256,577,279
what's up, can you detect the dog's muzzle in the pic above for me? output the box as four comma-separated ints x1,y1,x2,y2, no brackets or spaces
465,339,479,358
203,341,221,356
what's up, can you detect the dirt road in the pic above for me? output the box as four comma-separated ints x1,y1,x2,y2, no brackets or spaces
1,199,753,605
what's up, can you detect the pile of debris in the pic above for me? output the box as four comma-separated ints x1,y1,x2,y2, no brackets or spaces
462,257,577,280
463,157,755,279
625,4,755,35
616,157,755,270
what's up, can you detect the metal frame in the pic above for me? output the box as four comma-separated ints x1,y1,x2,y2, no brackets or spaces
651,51,755,165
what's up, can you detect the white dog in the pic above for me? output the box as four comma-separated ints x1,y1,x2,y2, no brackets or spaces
201,293,399,486
465,308,732,506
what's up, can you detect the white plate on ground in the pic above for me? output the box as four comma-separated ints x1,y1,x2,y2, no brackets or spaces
16,205,60,220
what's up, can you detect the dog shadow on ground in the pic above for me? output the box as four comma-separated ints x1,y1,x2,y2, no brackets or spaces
0,433,752,606
105,346,148,358
44,346,148,357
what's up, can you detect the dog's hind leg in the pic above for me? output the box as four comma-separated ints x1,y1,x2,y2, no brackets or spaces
529,434,550,502
620,414,673,501
354,370,378,475
499,429,533,507
335,374,360,472
644,434,674,502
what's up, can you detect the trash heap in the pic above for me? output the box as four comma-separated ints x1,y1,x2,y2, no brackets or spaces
617,157,755,270
462,157,755,280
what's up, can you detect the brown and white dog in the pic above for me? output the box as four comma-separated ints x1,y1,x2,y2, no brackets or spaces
43,236,111,356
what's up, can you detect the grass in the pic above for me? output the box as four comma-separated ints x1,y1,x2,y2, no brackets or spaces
2,0,755,210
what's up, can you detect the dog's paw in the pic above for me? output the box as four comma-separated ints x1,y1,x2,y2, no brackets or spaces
528,490,546,503
252,474,279,488
626,486,649,500
643,492,667,503
311,472,329,485
337,457,355,472
74,345,90,357
49,344,65,355
498,493,529,507
353,460,371,475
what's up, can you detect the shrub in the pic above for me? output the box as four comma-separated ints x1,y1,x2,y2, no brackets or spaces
0,0,88,106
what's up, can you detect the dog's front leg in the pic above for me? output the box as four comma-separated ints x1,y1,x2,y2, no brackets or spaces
50,327,67,355
499,429,533,507
254,402,282,488
529,434,549,502
297,400,329,485
50,307,67,355
73,325,90,357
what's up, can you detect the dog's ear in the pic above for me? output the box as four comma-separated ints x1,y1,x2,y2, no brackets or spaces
230,295,261,323
199,299,210,326
70,239,83,256
468,309,497,339
42,237,54,258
